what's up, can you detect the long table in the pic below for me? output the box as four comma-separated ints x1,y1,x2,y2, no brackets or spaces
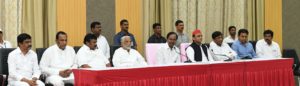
73,59,295,86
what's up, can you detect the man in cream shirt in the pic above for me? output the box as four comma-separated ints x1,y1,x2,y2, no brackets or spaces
113,36,147,67
209,31,237,61
40,31,77,86
76,33,111,69
256,30,281,59
156,32,181,65
8,33,44,86
90,21,110,58
0,29,12,48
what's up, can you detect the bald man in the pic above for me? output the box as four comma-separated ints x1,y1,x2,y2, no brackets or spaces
112,36,147,67
186,29,214,62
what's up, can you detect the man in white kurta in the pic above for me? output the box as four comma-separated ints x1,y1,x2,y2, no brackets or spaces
8,33,44,86
256,30,281,59
156,32,181,65
113,36,147,67
0,30,12,48
76,33,110,69
223,26,237,43
186,29,214,62
209,31,237,61
40,32,77,86
90,21,110,58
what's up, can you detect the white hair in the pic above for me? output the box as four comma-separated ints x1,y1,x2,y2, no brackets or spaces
121,36,131,43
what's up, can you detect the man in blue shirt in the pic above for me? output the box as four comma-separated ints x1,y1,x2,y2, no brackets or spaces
114,19,137,49
232,29,256,59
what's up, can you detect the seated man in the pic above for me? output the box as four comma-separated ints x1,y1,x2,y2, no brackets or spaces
186,29,214,62
256,30,281,59
0,29,12,48
156,32,180,65
209,31,237,61
113,36,147,67
40,31,77,86
76,33,111,69
232,29,257,59
8,33,44,86
147,23,166,43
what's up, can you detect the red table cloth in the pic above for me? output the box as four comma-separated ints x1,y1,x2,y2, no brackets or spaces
73,59,295,86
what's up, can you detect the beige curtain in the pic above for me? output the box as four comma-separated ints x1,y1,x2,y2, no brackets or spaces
0,0,22,47
143,0,265,44
22,0,56,49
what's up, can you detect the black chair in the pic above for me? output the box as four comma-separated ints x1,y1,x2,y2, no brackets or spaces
0,48,16,86
249,41,257,51
36,48,47,64
227,43,233,47
282,49,300,75
73,46,81,53
203,43,210,48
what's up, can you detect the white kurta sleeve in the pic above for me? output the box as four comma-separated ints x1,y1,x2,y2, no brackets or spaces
112,50,123,67
39,49,60,76
105,39,111,58
186,47,196,62
135,51,147,66
8,54,24,81
275,44,282,58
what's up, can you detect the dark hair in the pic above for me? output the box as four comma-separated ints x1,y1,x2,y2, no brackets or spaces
175,20,183,26
238,29,249,36
0,31,2,34
152,23,161,29
212,31,223,39
17,33,31,44
263,30,274,37
90,21,101,29
120,19,128,25
166,32,178,40
56,31,67,40
83,33,97,44
228,26,236,31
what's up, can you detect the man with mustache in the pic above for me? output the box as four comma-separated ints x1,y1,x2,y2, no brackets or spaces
175,20,189,47
76,33,111,69
147,23,166,43
8,33,44,86
224,26,237,43
256,30,281,59
232,29,257,59
40,31,77,86
155,32,181,65
114,19,137,49
112,36,147,67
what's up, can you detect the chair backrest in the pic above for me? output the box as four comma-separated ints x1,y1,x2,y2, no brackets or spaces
73,46,81,53
228,43,233,47
0,48,15,75
180,43,191,62
145,43,165,65
282,49,299,69
36,48,47,64
249,41,257,51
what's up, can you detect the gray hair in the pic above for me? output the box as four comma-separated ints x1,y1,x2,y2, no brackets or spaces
121,36,131,43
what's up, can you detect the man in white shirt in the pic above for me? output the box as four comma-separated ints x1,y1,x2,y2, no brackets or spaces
0,29,12,48
209,31,237,61
76,33,111,70
256,30,281,59
112,36,147,67
186,29,214,62
156,32,181,65
40,31,77,86
90,21,110,58
8,33,44,86
224,26,237,43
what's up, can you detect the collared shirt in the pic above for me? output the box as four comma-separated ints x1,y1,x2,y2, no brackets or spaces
0,40,12,48
113,31,137,48
112,48,147,67
223,36,237,43
209,41,237,61
97,35,110,58
156,43,181,65
40,44,77,76
232,40,257,59
175,32,189,47
147,34,167,43
186,44,214,62
256,39,281,59
8,47,40,81
76,45,109,70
